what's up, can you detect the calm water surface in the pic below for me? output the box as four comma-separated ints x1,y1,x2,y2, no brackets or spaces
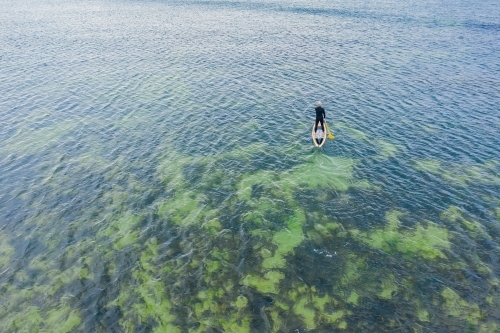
1,0,500,331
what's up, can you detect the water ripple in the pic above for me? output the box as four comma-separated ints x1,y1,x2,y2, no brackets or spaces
1,0,499,331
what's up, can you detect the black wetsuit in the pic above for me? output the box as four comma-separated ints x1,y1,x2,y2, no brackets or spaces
315,106,325,130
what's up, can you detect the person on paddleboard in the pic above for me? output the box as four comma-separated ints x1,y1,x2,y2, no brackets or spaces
315,101,325,130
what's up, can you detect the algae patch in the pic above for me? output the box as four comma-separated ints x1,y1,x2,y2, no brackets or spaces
414,159,500,186
0,120,79,156
1,305,81,333
237,153,357,202
374,139,400,159
360,210,450,259
288,284,348,330
114,238,181,333
414,159,442,174
0,231,14,268
157,191,205,227
440,206,491,239
378,275,398,299
441,287,482,324
333,122,368,142
242,271,285,294
262,210,305,269
242,211,306,294
101,212,141,250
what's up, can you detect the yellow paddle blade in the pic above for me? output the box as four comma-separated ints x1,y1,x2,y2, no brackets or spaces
325,123,334,139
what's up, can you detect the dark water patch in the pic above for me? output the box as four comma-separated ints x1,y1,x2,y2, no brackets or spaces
346,298,400,330
315,187,393,231
250,183,265,200
288,241,344,294
182,161,207,186
205,186,238,210
97,306,123,333
464,21,500,32
246,292,274,332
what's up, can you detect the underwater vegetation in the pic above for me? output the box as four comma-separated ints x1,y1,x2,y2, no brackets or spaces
2,0,500,329
0,119,81,156
0,60,499,330
1,136,499,333
414,159,500,187
332,121,402,161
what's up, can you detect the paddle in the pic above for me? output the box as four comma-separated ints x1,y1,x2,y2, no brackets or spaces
325,122,334,140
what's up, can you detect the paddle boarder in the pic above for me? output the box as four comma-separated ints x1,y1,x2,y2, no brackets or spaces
315,101,325,131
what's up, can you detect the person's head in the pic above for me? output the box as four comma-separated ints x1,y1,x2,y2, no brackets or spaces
317,101,322,107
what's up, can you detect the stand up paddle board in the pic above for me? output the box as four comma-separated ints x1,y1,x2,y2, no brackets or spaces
312,121,326,147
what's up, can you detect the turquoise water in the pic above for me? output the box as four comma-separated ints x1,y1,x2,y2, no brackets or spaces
1,0,500,331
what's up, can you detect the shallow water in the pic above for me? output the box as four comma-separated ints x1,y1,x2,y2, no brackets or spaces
1,0,500,331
